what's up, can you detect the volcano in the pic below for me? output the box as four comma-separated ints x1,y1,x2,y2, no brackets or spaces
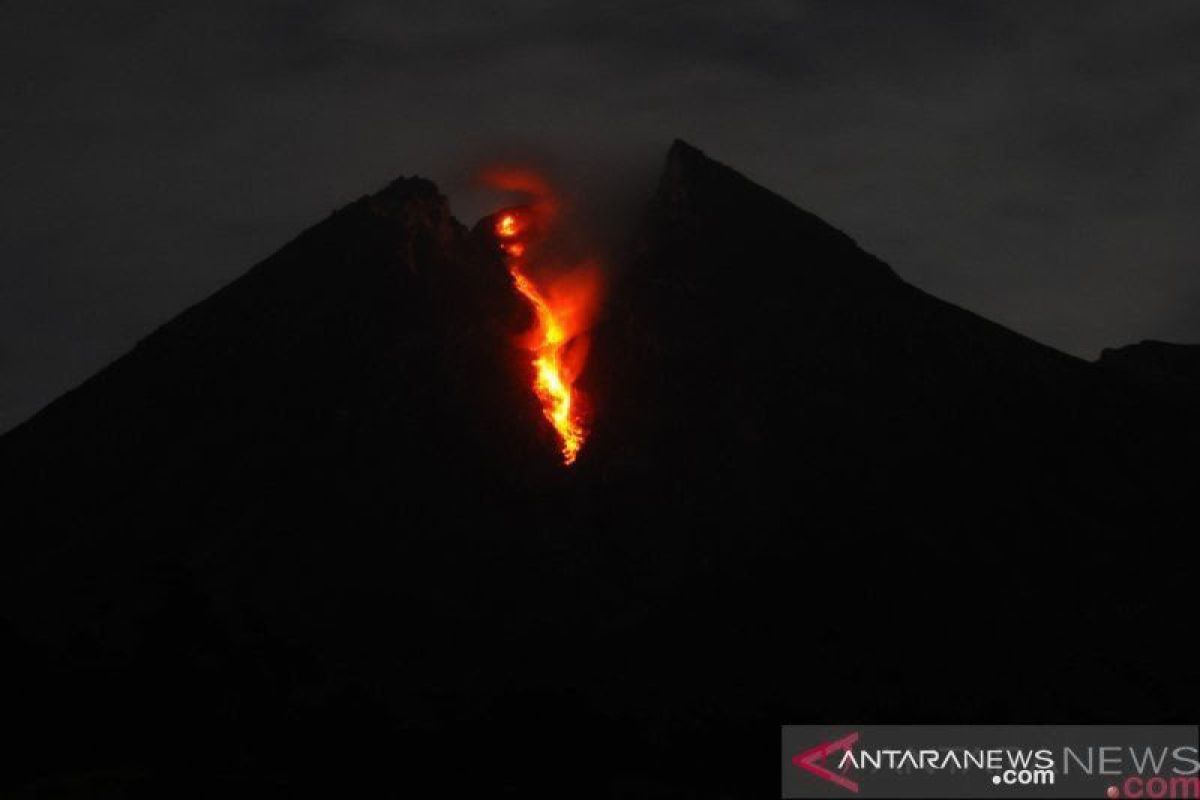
1,141,1196,798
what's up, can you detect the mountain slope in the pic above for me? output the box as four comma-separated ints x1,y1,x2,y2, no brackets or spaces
1,141,1195,798
1099,339,1200,398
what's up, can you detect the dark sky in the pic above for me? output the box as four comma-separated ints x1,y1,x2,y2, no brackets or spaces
3,1,1199,432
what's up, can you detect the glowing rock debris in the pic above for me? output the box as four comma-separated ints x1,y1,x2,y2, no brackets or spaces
494,209,591,465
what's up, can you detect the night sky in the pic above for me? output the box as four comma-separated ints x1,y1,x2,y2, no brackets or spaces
3,1,1198,432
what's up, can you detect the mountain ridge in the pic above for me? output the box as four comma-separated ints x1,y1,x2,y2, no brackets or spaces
1,140,1195,798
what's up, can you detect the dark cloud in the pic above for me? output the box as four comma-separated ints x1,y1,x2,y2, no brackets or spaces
2,0,1199,431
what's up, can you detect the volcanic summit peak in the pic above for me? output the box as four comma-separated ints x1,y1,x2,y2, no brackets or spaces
365,174,445,212
358,174,464,245
640,138,901,295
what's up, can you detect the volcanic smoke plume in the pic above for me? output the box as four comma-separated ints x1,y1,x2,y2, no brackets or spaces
483,168,601,465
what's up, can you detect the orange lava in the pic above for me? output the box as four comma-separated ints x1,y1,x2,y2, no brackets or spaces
492,205,596,466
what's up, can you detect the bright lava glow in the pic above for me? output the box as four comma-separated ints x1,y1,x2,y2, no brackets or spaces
497,214,519,238
495,211,588,465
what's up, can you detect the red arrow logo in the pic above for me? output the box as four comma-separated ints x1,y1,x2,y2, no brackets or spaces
792,731,860,793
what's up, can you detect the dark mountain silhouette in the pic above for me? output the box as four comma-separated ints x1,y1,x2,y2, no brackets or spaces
1099,339,1200,397
2,140,1195,798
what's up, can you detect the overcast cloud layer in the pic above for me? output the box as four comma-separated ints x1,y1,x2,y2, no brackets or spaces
2,1,1198,431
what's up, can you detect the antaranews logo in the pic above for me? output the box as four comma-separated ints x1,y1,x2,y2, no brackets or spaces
781,725,1199,799
792,731,861,793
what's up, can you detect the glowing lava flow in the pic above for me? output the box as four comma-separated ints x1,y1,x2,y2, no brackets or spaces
495,210,588,465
